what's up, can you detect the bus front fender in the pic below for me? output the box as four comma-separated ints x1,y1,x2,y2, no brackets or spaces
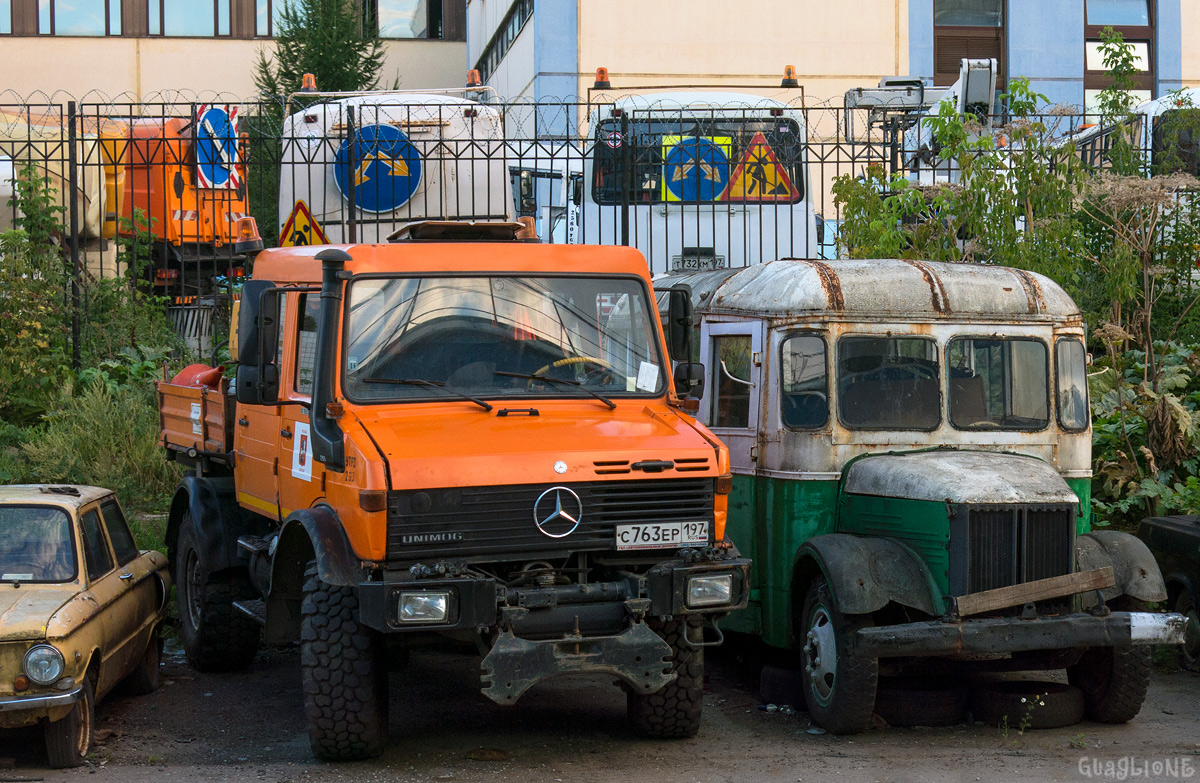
794,534,944,619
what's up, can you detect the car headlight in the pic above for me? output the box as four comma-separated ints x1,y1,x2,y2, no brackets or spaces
398,592,449,623
687,574,733,608
24,645,65,685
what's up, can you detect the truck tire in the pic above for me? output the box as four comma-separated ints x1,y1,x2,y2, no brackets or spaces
799,576,878,734
970,681,1084,729
1177,589,1200,673
44,676,93,768
627,616,704,739
301,562,388,760
1067,598,1152,723
176,515,260,672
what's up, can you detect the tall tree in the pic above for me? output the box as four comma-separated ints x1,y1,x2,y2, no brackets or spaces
253,0,386,97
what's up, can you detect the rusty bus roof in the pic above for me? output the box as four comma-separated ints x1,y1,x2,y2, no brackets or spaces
658,258,1080,323
251,242,654,285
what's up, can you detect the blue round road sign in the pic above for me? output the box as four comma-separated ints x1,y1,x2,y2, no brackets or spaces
663,137,729,202
196,107,238,188
334,124,423,213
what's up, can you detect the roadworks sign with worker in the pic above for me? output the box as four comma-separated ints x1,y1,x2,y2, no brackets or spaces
279,200,330,247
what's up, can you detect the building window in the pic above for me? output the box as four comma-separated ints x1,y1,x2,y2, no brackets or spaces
933,0,1004,87
1084,0,1154,111
146,0,228,36
473,0,533,83
31,0,120,35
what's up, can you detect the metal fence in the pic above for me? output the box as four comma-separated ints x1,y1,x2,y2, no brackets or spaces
0,91,1166,361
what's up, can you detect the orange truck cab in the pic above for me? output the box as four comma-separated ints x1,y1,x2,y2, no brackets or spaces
156,221,749,760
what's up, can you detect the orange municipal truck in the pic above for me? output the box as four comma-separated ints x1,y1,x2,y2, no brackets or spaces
156,220,749,760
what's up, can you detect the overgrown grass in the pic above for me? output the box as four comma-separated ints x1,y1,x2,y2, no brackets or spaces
11,382,182,514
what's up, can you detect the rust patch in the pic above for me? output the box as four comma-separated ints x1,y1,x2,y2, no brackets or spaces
900,259,950,313
787,259,844,311
1010,268,1045,315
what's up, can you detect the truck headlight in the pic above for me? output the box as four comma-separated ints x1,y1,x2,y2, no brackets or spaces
24,645,65,685
398,592,450,623
687,574,733,608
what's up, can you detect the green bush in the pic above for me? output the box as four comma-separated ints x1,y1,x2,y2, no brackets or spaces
17,382,182,513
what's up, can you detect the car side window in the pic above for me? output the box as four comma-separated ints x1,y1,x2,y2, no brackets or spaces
79,509,115,582
100,500,140,567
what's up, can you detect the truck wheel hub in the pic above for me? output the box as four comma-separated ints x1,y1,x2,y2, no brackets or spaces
185,550,203,630
805,607,837,701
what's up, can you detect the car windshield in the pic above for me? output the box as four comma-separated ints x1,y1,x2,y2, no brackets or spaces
343,275,666,403
0,505,77,583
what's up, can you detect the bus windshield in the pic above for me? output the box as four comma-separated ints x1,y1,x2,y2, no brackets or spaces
592,117,805,205
343,276,667,403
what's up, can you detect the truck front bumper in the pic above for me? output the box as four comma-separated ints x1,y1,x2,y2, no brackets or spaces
853,611,1188,658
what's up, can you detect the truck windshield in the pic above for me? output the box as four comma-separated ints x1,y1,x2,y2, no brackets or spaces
592,117,804,205
343,276,666,403
947,337,1049,430
0,505,77,583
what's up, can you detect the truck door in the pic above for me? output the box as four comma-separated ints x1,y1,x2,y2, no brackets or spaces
233,297,285,520
278,292,323,515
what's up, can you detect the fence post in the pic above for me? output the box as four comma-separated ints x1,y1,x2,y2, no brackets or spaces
619,113,630,247
346,105,357,243
67,101,81,371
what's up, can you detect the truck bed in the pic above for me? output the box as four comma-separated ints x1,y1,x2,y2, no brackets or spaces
156,378,234,462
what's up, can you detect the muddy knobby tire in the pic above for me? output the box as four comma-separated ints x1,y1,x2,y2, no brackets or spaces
1067,598,1152,724
627,615,704,739
176,518,260,672
301,563,388,761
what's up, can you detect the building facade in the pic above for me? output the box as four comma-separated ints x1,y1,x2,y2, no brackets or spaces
0,0,469,99
468,0,1198,109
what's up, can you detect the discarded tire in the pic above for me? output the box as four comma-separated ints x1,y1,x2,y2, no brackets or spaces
875,679,968,727
627,616,704,739
969,681,1084,730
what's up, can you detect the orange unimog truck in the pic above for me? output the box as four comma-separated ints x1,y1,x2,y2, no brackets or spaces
156,220,749,760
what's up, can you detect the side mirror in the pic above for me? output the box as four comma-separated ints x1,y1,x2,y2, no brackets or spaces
666,288,694,361
234,279,281,405
673,362,705,399
570,174,583,206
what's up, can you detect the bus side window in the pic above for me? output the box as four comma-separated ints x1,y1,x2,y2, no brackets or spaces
780,334,827,430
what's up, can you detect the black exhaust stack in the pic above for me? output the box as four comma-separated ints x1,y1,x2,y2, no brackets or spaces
310,247,350,472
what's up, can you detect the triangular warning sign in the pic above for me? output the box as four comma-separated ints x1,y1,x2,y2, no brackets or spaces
279,200,331,247
723,132,800,202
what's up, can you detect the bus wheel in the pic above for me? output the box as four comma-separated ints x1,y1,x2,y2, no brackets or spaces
800,577,877,734
1067,598,1151,723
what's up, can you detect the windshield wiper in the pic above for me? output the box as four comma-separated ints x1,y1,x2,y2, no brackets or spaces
362,377,493,412
493,371,617,410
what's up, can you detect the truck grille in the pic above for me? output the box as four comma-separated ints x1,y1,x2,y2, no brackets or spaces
386,478,714,564
950,504,1075,595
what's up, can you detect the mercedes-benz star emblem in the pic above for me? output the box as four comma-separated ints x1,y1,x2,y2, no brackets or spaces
554,460,568,474
533,486,583,538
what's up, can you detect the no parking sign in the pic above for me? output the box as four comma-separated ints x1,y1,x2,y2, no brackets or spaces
334,124,423,213
195,105,241,190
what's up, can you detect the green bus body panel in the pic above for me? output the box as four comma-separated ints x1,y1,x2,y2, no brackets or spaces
1068,477,1092,533
837,495,952,597
723,474,838,647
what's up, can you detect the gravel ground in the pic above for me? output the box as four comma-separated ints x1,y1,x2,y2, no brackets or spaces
3,638,1198,783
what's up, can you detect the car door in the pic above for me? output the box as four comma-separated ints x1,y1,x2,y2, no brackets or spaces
77,505,125,696
98,498,159,682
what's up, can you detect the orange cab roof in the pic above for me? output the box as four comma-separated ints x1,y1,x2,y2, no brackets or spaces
251,243,653,285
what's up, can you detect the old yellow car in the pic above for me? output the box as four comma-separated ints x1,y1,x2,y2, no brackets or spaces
0,485,170,767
